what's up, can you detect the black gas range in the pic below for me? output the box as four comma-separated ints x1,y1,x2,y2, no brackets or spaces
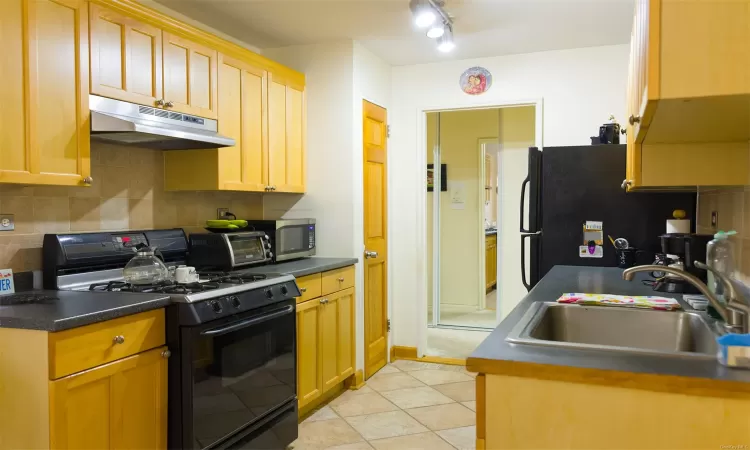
43,229,300,450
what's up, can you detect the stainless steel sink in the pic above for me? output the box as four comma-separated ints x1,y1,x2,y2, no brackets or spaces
506,302,720,359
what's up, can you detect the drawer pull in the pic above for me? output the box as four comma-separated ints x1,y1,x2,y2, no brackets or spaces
300,287,307,293
338,277,345,282
113,335,125,345
162,349,171,359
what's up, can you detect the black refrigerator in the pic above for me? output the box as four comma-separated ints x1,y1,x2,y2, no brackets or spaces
520,145,697,291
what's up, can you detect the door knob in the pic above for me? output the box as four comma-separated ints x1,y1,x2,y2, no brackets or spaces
364,250,378,259
83,176,93,184
628,115,641,125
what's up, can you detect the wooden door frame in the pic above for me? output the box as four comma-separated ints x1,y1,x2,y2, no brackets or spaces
416,99,544,357
362,99,389,380
477,138,498,312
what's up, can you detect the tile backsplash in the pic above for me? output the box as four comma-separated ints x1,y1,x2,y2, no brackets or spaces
0,143,264,272
696,187,749,283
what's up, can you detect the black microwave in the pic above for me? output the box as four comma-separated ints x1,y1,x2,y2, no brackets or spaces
245,219,316,262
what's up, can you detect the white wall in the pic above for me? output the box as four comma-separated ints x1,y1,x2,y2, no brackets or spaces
264,41,391,371
389,44,629,350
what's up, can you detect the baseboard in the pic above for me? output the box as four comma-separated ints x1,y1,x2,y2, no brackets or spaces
389,346,466,366
298,382,346,421
345,370,365,390
390,345,418,360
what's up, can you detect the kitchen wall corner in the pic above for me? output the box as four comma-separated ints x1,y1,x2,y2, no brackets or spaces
0,143,265,272
696,186,750,284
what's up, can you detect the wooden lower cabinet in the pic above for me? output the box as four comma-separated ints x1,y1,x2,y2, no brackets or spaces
50,346,168,449
485,235,497,291
296,283,356,411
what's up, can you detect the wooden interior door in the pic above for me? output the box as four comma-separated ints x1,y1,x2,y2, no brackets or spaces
89,4,162,107
363,100,389,379
218,54,268,191
162,31,218,119
49,347,167,449
268,73,305,193
296,299,322,408
9,0,91,187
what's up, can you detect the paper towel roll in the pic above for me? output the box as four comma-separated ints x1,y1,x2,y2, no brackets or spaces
666,219,690,234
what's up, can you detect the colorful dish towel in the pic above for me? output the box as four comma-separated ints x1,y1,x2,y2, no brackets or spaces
557,293,682,311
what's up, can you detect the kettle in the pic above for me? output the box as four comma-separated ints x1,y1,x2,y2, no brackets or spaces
123,245,170,285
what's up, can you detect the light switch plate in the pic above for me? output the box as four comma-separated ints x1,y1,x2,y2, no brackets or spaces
0,214,15,231
711,211,718,228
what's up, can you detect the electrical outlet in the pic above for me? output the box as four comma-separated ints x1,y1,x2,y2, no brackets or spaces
711,211,718,228
0,215,14,231
217,208,231,219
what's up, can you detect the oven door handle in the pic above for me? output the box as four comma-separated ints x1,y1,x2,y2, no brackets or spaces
200,305,294,337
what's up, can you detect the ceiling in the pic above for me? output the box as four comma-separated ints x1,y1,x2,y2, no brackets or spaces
153,0,634,66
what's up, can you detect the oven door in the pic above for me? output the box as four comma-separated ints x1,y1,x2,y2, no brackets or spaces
187,301,296,449
276,221,315,261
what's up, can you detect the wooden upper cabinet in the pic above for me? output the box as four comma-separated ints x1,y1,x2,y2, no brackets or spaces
89,3,163,107
218,54,268,191
0,0,90,186
268,73,306,193
624,0,750,190
163,31,218,119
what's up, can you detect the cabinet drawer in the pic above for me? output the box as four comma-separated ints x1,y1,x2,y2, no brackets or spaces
296,273,322,304
322,266,355,295
49,309,165,379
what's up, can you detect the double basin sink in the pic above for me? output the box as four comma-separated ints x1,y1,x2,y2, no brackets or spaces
506,301,721,359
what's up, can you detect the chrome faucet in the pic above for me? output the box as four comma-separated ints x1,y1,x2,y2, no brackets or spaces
622,262,750,334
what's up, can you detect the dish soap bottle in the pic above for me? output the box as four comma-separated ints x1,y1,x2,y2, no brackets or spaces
706,230,737,319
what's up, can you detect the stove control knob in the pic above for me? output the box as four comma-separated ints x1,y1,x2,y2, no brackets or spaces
210,300,223,313
280,285,289,296
265,289,274,299
229,296,241,308
266,251,273,258
264,241,272,249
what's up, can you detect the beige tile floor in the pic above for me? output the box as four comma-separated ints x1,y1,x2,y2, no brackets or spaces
426,328,491,359
292,361,477,450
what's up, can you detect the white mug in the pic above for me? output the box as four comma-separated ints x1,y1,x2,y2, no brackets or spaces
175,266,198,283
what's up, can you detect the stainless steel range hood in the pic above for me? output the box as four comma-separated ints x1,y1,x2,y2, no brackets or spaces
90,95,235,150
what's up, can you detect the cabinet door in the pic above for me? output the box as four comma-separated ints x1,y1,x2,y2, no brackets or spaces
49,347,168,449
163,31,218,119
0,0,90,187
333,287,356,381
268,73,305,193
320,288,356,393
218,54,268,191
89,4,162,107
297,298,322,409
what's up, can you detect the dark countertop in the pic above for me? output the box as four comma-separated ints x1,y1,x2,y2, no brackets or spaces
0,290,171,332
242,257,359,277
485,229,497,236
467,265,750,385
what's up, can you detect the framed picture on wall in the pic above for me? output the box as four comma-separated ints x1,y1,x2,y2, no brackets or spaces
427,164,448,192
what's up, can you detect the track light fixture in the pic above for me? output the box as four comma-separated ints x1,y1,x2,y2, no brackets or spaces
410,0,455,51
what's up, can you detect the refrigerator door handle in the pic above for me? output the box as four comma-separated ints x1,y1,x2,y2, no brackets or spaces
521,232,541,292
520,177,530,233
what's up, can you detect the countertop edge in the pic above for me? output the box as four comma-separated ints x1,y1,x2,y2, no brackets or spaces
244,257,359,277
466,357,750,397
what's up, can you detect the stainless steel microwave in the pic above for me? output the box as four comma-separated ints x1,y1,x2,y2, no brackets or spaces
245,219,316,262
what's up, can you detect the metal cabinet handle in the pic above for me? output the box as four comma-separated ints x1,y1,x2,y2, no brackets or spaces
83,176,93,184
165,100,174,108
364,250,378,259
300,287,307,293
162,349,171,359
621,179,632,190
155,99,165,107
337,277,345,282
319,298,328,304
628,115,641,125
113,335,125,345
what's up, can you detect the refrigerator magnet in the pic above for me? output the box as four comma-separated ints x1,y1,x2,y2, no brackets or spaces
579,244,603,258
